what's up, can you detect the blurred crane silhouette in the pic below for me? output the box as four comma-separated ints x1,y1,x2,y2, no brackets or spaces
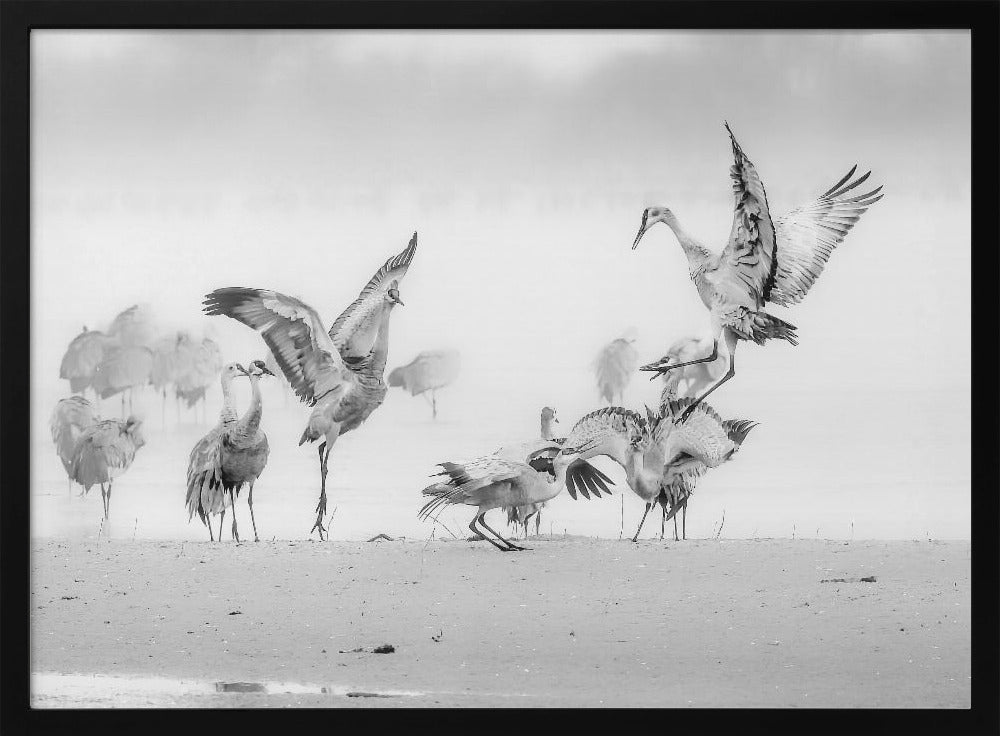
150,331,194,426
59,327,115,399
69,415,146,521
107,304,157,348
50,396,100,496
633,123,883,420
175,336,224,424
186,361,273,542
657,336,727,400
387,349,461,419
91,344,154,418
204,232,418,540
593,332,639,405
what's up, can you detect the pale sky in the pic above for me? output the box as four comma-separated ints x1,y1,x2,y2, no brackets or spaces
30,31,971,538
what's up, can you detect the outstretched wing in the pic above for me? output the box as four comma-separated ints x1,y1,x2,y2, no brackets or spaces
561,406,646,471
769,167,883,306
717,122,779,309
417,456,527,521
202,288,346,405
329,232,418,359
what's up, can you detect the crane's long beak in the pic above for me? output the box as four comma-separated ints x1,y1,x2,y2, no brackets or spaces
394,296,405,306
639,356,671,378
261,365,275,376
632,220,650,250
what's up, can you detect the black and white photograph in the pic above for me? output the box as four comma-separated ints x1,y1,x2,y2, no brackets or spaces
10,14,987,713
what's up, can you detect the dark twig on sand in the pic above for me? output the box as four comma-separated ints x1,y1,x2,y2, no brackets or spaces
820,576,877,583
714,509,725,540
367,533,395,542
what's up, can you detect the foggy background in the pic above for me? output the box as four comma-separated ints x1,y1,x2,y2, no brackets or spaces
31,31,971,541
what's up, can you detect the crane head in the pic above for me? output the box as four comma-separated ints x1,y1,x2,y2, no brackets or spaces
248,359,275,378
632,206,670,250
385,282,405,307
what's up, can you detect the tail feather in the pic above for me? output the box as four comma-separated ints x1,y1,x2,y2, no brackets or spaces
722,418,758,448
732,310,798,346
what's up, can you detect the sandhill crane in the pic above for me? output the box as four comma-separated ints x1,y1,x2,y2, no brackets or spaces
647,393,758,542
91,344,154,418
60,327,115,398
150,332,194,426
418,439,613,552
204,232,418,540
632,123,883,420
593,333,639,405
175,336,224,424
69,415,146,521
50,396,100,496
387,349,461,419
502,406,562,539
656,336,727,400
107,304,157,348
186,361,273,542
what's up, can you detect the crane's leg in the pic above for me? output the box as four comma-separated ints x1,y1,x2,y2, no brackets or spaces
311,439,335,541
535,509,542,538
673,513,679,542
248,481,260,542
219,509,226,542
207,514,215,542
641,339,719,379
632,502,652,542
161,388,167,429
469,514,510,552
99,484,107,519
682,499,687,541
679,330,738,422
121,393,127,420
229,490,240,542
105,481,113,521
660,504,666,540
480,513,526,551
431,389,437,420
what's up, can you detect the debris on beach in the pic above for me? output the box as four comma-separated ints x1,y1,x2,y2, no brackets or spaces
820,576,876,583
367,533,395,542
346,691,395,698
432,630,444,642
338,643,396,654
228,610,243,615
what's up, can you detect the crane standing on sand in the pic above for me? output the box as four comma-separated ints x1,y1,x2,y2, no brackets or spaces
68,415,146,521
186,361,273,542
387,349,461,420
593,332,639,405
203,232,418,540
632,123,883,420
50,396,100,496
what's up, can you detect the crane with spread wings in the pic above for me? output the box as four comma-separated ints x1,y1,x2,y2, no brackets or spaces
203,232,417,540
632,123,883,420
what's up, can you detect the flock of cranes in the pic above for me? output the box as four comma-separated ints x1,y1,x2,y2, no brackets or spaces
48,123,881,549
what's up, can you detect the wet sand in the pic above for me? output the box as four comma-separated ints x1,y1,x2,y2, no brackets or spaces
30,537,970,708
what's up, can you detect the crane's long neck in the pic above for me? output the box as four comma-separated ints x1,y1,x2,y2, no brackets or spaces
540,416,557,441
662,210,711,272
219,376,238,423
236,374,263,434
368,307,393,377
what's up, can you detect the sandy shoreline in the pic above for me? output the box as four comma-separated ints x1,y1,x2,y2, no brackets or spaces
30,537,970,708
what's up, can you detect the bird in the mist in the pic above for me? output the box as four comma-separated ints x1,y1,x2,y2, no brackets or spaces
203,232,417,541
387,349,461,420
186,361,273,542
150,331,191,425
631,123,883,420
649,386,758,542
502,406,563,540
418,432,613,552
50,396,100,496
59,327,115,398
68,415,146,521
91,344,154,418
593,333,640,405
107,304,157,348
655,336,728,401
174,336,224,424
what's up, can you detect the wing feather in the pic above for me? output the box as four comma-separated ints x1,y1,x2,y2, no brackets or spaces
769,168,883,306
329,232,418,358
718,122,779,308
203,288,346,405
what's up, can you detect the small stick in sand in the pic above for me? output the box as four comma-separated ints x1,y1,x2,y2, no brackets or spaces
132,517,138,542
714,510,725,540
367,533,394,542
619,495,624,541
97,517,105,541
793,524,796,540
